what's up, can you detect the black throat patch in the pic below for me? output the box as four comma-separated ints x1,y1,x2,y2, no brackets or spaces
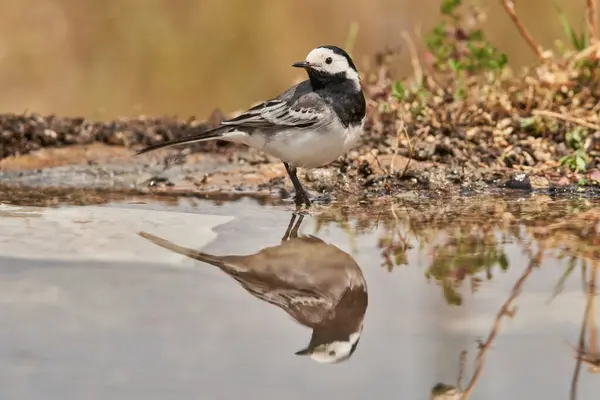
309,75,365,128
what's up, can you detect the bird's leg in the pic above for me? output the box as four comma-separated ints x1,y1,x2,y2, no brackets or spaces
281,213,305,242
289,214,304,239
283,162,311,208
281,213,298,242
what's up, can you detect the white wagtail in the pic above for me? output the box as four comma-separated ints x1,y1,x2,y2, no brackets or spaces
136,45,367,208
138,214,368,364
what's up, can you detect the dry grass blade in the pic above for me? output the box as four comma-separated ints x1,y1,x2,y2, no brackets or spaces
587,0,598,44
400,125,413,178
389,119,413,177
401,31,423,87
344,22,360,55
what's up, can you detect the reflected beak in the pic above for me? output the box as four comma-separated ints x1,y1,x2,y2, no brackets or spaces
292,61,312,69
294,347,312,356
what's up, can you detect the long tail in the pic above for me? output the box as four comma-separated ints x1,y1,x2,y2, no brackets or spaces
135,125,228,155
138,231,228,269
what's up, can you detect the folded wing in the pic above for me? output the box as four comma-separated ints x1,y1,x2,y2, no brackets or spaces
222,93,326,130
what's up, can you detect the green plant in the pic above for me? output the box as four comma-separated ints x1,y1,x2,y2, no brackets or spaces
391,81,406,101
425,235,509,306
560,127,590,173
424,0,508,76
555,2,589,52
390,80,431,120
553,2,600,81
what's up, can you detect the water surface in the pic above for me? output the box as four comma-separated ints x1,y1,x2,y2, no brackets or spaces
1,194,599,399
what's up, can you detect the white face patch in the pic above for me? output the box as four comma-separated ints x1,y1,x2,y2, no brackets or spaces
304,47,360,87
306,328,363,364
309,340,355,364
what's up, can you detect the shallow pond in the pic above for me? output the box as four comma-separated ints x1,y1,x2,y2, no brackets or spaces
1,193,599,399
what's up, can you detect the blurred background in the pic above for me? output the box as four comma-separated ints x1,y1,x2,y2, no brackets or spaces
0,0,590,120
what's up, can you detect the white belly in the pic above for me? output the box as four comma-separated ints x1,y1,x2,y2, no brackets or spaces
258,119,365,168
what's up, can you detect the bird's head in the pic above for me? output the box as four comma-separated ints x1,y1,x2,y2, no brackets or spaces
294,330,362,364
292,45,360,89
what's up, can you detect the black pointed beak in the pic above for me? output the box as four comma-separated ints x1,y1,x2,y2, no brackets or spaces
292,61,311,69
294,347,311,356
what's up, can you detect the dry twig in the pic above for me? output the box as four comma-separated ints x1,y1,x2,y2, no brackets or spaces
500,0,546,61
570,261,599,399
588,261,598,370
532,109,600,131
460,248,543,400
457,350,468,390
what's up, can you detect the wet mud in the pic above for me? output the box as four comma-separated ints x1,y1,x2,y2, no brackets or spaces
1,141,599,210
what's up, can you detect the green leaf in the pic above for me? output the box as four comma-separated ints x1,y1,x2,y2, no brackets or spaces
468,43,483,58
498,253,509,270
441,0,461,15
520,116,537,129
555,2,588,50
559,154,572,165
391,81,406,101
443,282,463,306
556,4,575,45
576,155,587,172
497,53,508,67
469,29,484,41
487,59,499,70
448,58,459,72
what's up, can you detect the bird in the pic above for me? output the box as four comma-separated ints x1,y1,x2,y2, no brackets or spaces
135,45,367,209
138,213,368,364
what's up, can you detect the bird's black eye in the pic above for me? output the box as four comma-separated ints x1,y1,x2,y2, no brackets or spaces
325,57,333,65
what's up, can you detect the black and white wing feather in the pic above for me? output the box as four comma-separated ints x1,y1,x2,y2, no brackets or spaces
229,275,333,325
222,91,327,130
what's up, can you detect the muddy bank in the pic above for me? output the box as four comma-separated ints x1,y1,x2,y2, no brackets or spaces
1,141,600,205
0,110,237,160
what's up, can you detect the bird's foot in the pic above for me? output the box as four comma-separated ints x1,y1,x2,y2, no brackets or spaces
280,189,332,210
281,188,331,209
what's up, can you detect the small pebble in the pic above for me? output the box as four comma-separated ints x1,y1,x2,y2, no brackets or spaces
505,173,532,190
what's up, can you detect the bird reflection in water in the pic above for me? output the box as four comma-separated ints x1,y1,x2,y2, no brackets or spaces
138,213,368,364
